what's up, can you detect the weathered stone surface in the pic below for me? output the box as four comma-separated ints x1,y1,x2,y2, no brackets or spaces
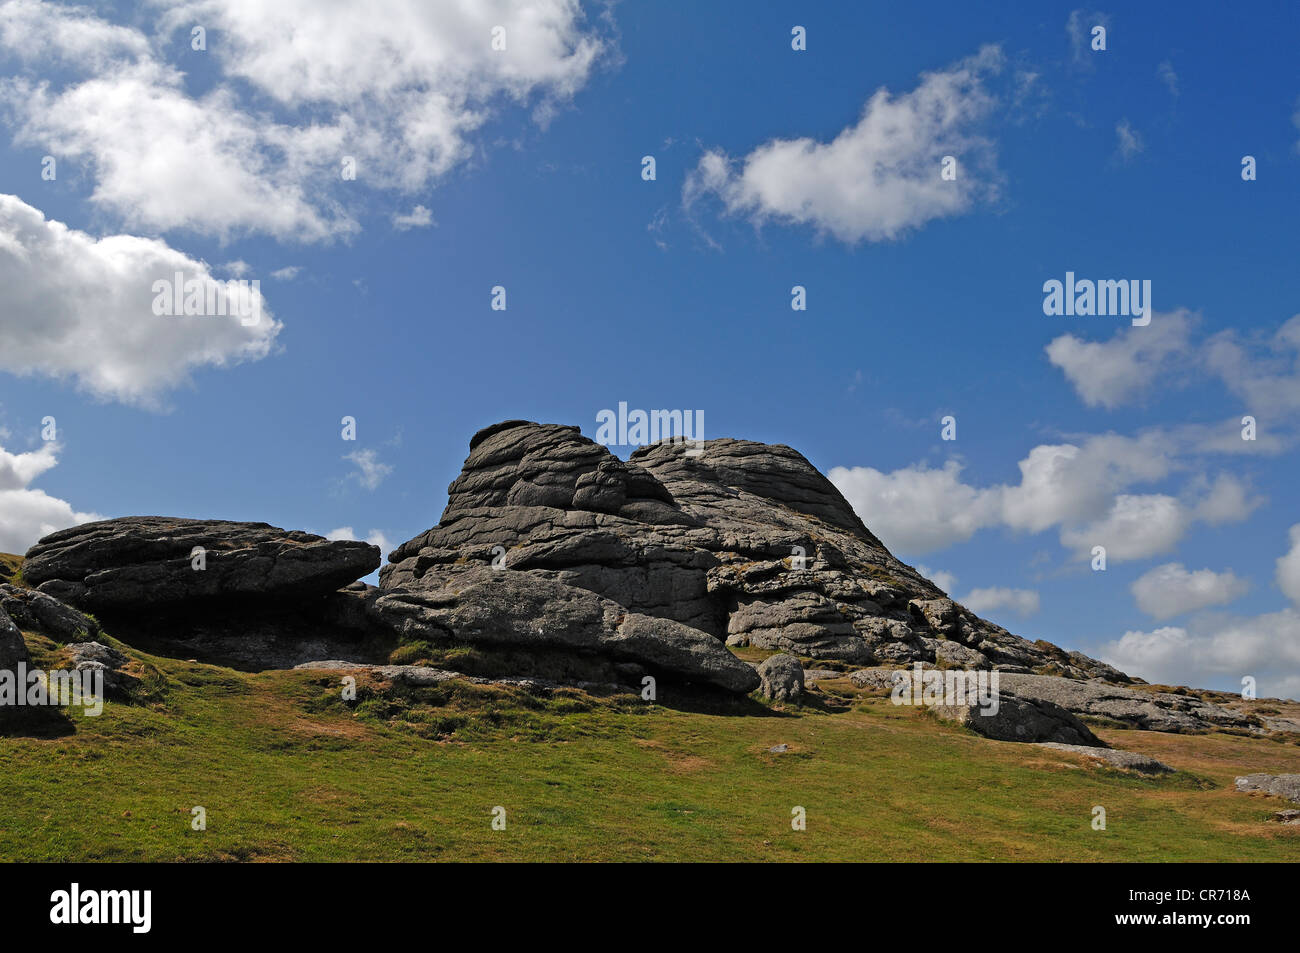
1,606,33,724
1235,774,1300,804
294,659,621,694
757,653,804,703
0,605,28,673
23,517,379,611
847,666,1263,736
1036,743,1174,774
994,672,1256,734
933,693,1100,746
63,642,139,698
370,568,760,693
381,420,1122,681
0,584,100,642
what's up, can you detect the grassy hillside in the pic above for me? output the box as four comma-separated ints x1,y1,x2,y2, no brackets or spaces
2,621,1299,861
0,551,24,586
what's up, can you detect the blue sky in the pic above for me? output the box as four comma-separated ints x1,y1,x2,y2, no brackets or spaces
1,1,1299,696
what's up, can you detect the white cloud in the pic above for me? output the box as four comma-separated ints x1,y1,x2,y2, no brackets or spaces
1050,311,1300,420
1045,310,1195,409
392,205,435,230
0,194,280,407
270,266,301,281
1114,119,1143,161
915,564,958,594
684,45,1005,244
831,430,1248,563
344,449,393,491
1276,524,1300,605
1191,473,1263,525
1059,493,1188,562
0,440,99,555
828,459,1000,552
1102,611,1300,699
961,586,1040,617
1204,314,1300,414
0,0,608,241
325,526,391,554
1131,563,1249,619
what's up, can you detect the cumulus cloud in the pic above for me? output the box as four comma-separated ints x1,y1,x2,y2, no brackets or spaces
1131,563,1249,619
915,564,958,594
1105,526,1300,697
961,586,1040,617
1102,612,1300,699
344,449,393,491
830,431,1253,561
325,526,392,555
0,0,608,241
392,205,435,230
1058,493,1188,562
1045,310,1195,409
1203,314,1300,414
684,45,1005,244
1049,311,1300,421
1276,524,1300,605
0,439,99,554
0,194,279,407
828,459,1000,552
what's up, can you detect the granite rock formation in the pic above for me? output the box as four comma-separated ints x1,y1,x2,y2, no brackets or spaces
376,420,1123,687
23,517,380,611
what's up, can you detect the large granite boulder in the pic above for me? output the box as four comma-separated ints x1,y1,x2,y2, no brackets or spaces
848,666,1271,736
23,517,380,612
933,693,1100,746
992,672,1256,733
380,420,1123,681
1235,774,1300,804
371,567,759,694
0,584,100,642
757,653,805,703
0,605,28,673
0,605,32,723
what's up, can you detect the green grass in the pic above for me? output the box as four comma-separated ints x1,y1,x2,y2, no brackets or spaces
2,630,1299,862
0,552,24,587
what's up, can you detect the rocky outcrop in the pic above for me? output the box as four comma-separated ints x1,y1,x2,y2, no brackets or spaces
295,659,622,694
0,606,28,673
0,584,100,642
1235,774,1300,804
1,606,33,725
757,653,804,703
848,666,1267,736
370,567,759,693
932,693,1100,746
378,420,1122,687
992,672,1256,734
23,517,380,612
63,642,139,699
1036,743,1174,774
